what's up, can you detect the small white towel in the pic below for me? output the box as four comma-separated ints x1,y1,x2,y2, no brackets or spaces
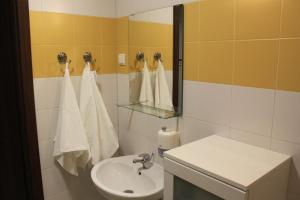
53,64,91,176
155,60,174,111
139,62,154,106
80,64,119,165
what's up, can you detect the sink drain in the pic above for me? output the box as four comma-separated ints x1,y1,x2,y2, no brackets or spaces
123,189,134,194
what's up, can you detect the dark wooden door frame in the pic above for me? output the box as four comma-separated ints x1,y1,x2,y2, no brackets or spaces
1,0,44,199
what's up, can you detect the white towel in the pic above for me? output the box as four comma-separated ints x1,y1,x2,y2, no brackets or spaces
155,60,174,111
53,64,91,176
80,64,119,165
139,62,154,106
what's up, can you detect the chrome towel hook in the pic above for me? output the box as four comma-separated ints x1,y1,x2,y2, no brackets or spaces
57,52,73,74
154,52,162,62
57,52,71,64
136,51,145,62
83,52,96,64
83,52,99,72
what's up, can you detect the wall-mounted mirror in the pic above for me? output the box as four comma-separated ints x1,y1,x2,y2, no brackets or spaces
120,5,183,119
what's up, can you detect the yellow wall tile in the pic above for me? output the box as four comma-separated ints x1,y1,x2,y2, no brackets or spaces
101,46,117,74
129,21,152,46
30,12,121,77
281,0,300,38
164,45,173,71
150,23,173,47
184,2,199,42
277,39,300,92
74,15,101,45
41,12,74,45
234,40,279,89
166,26,173,48
102,18,116,45
74,45,101,75
41,45,75,77
117,17,129,46
184,43,199,81
31,45,44,77
236,0,281,39
29,12,44,45
198,41,234,84
199,0,234,41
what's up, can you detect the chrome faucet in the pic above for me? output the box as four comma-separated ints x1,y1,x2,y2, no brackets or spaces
133,153,154,174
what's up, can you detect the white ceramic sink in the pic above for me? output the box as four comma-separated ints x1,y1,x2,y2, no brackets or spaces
91,155,164,200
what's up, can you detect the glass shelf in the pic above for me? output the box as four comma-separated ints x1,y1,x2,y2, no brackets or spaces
117,103,179,119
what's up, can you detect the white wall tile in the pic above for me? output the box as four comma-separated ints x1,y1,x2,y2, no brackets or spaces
73,0,115,17
36,109,51,141
42,167,69,198
180,116,229,145
118,107,176,162
230,129,271,149
42,0,73,14
116,0,182,17
118,108,154,154
39,140,56,170
271,139,300,195
117,74,129,105
96,74,118,127
183,81,231,126
272,91,300,144
29,0,43,11
231,86,275,137
34,78,61,110
37,0,115,17
45,191,72,200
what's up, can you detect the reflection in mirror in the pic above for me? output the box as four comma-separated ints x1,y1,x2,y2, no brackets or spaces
127,6,179,118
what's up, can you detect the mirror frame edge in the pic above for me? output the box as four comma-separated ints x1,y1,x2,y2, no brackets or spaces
173,4,184,116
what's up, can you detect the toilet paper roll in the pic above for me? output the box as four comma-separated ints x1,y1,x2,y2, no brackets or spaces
158,129,180,150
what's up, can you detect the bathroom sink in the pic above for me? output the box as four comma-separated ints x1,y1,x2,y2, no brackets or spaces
91,155,164,200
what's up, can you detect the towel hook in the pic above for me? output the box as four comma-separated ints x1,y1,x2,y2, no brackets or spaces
154,52,162,62
83,52,96,64
57,52,73,74
134,51,145,71
83,52,99,72
57,52,71,65
136,51,145,62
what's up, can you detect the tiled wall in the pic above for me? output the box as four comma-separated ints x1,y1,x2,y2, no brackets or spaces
181,0,300,199
30,11,117,77
34,76,117,200
29,0,300,200
29,1,117,200
116,0,300,200
128,20,173,71
184,0,300,92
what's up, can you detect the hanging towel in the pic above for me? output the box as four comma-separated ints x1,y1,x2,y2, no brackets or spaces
53,64,91,176
155,60,174,111
139,61,154,106
80,64,119,165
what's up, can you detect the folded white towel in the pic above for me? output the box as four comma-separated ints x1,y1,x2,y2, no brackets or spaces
80,64,119,164
155,60,174,111
53,64,91,176
139,62,154,106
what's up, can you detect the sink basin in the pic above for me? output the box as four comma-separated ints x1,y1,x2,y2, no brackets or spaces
91,155,164,200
